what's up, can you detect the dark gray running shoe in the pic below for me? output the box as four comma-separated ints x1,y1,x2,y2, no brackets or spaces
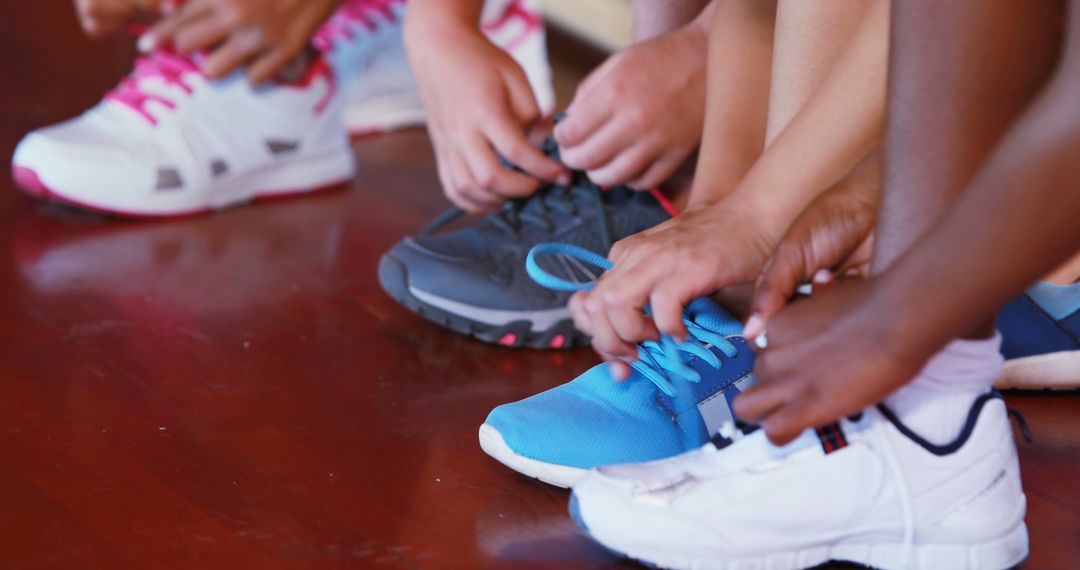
378,141,675,349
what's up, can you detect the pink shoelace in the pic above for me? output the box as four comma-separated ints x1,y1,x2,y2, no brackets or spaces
105,49,202,125
312,0,403,53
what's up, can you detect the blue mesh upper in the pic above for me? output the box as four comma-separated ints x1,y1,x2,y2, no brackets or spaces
485,298,755,469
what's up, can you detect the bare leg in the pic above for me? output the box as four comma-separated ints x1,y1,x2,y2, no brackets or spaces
631,0,712,41
765,0,873,143
688,0,876,208
682,0,775,209
874,1,1063,273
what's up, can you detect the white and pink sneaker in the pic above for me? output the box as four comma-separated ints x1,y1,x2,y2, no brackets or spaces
12,49,354,218
319,0,556,136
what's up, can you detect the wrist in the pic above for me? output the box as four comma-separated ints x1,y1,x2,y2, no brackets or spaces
403,1,484,50
862,274,956,366
714,186,794,248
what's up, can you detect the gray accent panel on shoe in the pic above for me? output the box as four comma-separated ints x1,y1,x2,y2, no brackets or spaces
210,159,229,177
408,285,571,330
267,140,300,155
155,168,184,191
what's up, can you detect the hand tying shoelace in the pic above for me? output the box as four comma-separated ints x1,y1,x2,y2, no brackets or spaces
526,242,741,397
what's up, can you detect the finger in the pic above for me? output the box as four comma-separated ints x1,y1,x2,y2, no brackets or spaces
174,15,236,55
606,359,632,381
604,288,660,346
559,119,633,174
486,115,569,184
246,43,301,84
567,57,615,110
586,142,659,188
568,292,594,337
202,30,265,79
449,151,502,213
626,152,685,191
761,401,819,446
650,287,688,341
500,65,543,124
751,244,810,324
462,135,542,199
140,0,210,51
732,371,790,422
597,261,664,345
583,292,638,361
433,145,457,206
554,101,612,149
82,14,126,37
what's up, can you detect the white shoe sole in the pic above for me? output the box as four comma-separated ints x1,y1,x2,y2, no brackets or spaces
14,148,355,218
478,423,588,488
994,351,1080,391
590,522,1029,570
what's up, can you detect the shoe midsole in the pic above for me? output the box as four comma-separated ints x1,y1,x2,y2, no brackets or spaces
408,285,570,331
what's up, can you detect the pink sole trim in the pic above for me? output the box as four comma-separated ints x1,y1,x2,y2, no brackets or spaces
11,165,350,220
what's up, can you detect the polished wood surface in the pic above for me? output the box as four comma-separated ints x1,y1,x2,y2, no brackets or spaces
1,6,1078,569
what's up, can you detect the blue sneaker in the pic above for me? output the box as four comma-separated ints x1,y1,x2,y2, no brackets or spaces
378,137,674,350
997,290,1080,390
478,244,756,488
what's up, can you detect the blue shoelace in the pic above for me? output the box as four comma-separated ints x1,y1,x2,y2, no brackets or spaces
526,243,739,397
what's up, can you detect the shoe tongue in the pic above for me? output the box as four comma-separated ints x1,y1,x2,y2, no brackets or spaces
684,297,744,337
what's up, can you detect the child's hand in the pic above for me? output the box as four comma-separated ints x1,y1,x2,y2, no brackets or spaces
406,23,568,213
142,0,339,83
75,0,164,38
735,278,925,445
554,16,707,190
568,200,774,379
746,165,880,339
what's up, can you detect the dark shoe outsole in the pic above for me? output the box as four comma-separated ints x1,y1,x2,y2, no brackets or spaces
377,253,589,350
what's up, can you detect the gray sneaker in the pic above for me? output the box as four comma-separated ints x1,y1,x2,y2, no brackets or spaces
378,144,674,349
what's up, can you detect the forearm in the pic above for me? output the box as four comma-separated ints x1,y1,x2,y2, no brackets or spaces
687,0,775,208
726,0,888,242
631,0,712,42
874,73,1080,362
404,0,486,47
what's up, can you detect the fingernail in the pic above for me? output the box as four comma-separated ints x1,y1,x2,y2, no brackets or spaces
755,331,768,350
137,34,156,53
744,314,764,338
812,269,833,284
556,172,572,186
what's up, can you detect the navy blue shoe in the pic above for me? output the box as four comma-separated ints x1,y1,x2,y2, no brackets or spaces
997,293,1080,390
378,139,673,349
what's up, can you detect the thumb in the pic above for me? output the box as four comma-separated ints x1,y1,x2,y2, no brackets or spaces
751,241,810,327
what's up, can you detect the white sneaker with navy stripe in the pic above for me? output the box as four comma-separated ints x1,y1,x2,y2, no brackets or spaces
569,392,1028,570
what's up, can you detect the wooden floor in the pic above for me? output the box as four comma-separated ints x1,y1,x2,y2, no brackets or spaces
1,6,1078,569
